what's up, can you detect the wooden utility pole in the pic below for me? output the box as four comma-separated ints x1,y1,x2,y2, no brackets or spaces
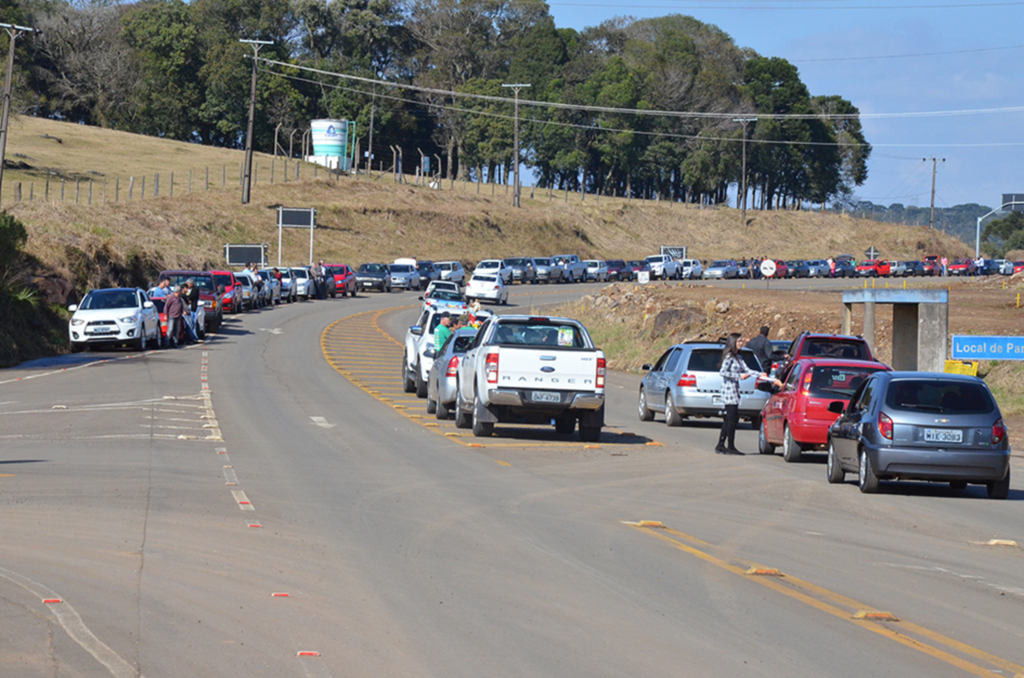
501,83,531,208
927,157,945,230
240,39,272,204
0,23,38,208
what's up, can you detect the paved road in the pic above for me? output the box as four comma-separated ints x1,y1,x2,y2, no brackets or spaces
1,284,1021,678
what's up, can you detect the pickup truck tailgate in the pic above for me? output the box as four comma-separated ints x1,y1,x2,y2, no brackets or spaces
495,347,600,392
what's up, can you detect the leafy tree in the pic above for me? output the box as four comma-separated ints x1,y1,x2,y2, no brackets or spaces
984,211,1024,257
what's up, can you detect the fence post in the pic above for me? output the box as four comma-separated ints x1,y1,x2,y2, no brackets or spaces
154,173,159,197
141,176,145,199
45,178,49,201
549,185,552,202
254,164,258,185
115,177,120,202
61,179,65,201
14,182,20,202
102,178,106,205
283,159,287,183
564,185,568,203
170,172,174,197
75,179,80,204
222,165,225,188
314,161,317,179
128,177,133,200
29,182,33,201
88,180,92,205
295,161,299,181
188,170,192,193
239,162,243,187
271,160,274,184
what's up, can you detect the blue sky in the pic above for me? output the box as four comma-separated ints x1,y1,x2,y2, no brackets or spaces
545,1,1024,210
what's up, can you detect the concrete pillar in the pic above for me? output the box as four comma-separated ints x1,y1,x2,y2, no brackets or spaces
842,303,853,335
891,303,919,371
863,302,876,354
918,303,949,373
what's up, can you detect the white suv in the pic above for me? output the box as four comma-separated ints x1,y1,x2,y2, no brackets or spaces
644,254,681,280
680,259,703,279
437,261,466,285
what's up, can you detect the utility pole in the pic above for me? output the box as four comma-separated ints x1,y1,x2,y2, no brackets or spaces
240,39,272,205
367,84,375,174
0,23,38,208
502,83,530,208
733,117,757,227
927,157,945,230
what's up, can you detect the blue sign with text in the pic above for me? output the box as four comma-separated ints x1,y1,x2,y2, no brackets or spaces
950,335,1024,361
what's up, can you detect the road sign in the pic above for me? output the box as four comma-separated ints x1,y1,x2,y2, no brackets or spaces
278,207,316,228
637,271,650,284
224,243,267,266
950,335,1024,361
865,246,881,259
760,259,777,278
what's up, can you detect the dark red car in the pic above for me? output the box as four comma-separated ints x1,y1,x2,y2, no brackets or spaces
770,260,788,279
211,270,244,313
159,270,225,333
325,264,357,297
759,358,890,462
605,259,631,281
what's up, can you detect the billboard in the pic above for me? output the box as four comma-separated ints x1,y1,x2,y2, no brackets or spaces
224,244,267,267
1001,194,1024,212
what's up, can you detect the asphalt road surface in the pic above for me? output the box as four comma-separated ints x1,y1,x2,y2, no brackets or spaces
1,282,1021,678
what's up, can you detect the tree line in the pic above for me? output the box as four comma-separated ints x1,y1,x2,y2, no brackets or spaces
2,0,870,208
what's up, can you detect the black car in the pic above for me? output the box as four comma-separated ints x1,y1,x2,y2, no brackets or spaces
904,261,926,277
356,263,392,293
785,260,811,278
977,260,1001,276
416,261,440,290
834,260,857,278
826,372,1010,498
605,259,631,281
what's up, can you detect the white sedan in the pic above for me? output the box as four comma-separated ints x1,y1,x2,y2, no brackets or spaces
69,288,160,351
474,259,513,285
465,274,508,305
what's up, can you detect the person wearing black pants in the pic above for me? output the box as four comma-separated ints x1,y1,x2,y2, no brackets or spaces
717,333,778,455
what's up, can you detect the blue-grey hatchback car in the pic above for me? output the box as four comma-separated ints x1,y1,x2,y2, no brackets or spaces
826,372,1010,498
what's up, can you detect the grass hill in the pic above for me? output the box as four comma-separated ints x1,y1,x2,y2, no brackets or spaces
6,117,972,295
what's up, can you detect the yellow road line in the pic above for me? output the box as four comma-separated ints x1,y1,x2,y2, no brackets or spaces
630,524,1024,678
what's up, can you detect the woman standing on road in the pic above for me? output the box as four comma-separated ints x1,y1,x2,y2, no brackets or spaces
717,333,778,455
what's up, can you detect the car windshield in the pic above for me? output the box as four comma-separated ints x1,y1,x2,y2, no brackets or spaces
807,366,885,397
506,258,529,266
292,269,308,279
451,334,476,354
533,258,551,266
953,259,970,265
473,275,497,283
886,379,996,414
360,264,386,273
478,261,499,268
431,290,462,301
165,274,214,291
491,321,587,348
417,264,433,273
628,261,643,267
438,263,452,270
213,274,233,288
800,339,870,360
80,290,139,310
391,265,413,273
585,261,600,267
236,276,251,287
711,261,731,268
687,348,762,372
644,256,661,263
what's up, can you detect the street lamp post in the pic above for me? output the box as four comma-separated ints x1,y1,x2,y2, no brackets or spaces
240,39,273,205
0,23,38,208
733,117,757,227
975,201,1024,258
502,83,530,208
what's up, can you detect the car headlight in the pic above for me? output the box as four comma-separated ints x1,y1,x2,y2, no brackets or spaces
119,314,139,323
70,318,84,326
199,300,210,307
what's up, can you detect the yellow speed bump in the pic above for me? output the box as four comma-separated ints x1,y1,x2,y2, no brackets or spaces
444,432,461,437
746,567,784,577
853,610,899,622
984,539,1019,547
620,520,666,528
645,441,664,447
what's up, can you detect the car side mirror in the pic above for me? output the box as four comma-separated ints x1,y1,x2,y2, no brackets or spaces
143,301,154,309
418,296,424,301
828,401,846,414
641,363,652,371
411,325,423,336
68,304,78,312
424,348,436,359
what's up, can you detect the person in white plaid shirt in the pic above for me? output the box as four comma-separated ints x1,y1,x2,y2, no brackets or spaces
717,333,780,455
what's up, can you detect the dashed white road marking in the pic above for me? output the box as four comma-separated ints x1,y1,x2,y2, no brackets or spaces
883,562,1024,598
260,328,283,335
231,490,254,510
0,566,143,678
223,467,239,486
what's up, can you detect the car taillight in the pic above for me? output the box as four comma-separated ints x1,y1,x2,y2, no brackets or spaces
597,357,606,388
485,352,499,384
992,418,1007,444
802,371,813,396
878,411,893,440
446,356,459,377
677,373,696,387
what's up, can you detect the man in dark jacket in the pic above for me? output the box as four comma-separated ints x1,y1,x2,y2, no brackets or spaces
164,287,185,348
182,279,201,343
745,325,775,371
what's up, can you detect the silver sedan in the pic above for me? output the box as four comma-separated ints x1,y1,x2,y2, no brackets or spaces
426,328,479,419
702,260,739,279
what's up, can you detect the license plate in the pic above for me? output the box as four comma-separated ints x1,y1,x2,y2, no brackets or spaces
712,395,722,405
531,391,561,403
924,428,963,444
89,327,115,334
363,281,374,286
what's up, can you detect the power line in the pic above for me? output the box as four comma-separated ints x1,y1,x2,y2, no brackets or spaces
792,42,1024,62
257,57,1024,122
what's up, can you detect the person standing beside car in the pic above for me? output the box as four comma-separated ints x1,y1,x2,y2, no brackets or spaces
164,286,185,348
717,333,777,455
182,279,201,343
744,326,775,372
434,312,452,352
150,277,171,298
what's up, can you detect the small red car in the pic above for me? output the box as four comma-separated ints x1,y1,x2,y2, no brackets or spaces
856,260,890,277
771,260,788,279
948,258,977,276
1013,261,1024,274
325,264,357,297
759,358,890,462
211,270,243,313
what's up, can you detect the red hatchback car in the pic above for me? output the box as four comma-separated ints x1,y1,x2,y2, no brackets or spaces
211,270,243,313
856,260,891,277
325,264,357,297
759,358,890,462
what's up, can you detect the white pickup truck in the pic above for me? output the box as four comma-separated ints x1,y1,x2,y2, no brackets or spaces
453,315,606,440
644,254,681,280
553,255,587,283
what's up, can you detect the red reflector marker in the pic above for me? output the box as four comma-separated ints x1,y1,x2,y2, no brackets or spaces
271,592,290,597
43,598,62,604
297,651,320,657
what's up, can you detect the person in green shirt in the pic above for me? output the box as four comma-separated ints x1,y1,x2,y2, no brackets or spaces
434,312,452,352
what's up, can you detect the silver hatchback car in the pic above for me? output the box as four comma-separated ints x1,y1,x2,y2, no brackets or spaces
827,372,1011,498
426,327,479,419
638,342,769,427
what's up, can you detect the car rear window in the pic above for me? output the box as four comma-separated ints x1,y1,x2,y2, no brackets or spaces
213,274,233,288
885,379,996,414
491,321,587,348
452,335,476,353
710,261,731,268
687,349,761,372
391,265,413,273
360,264,386,273
806,366,885,398
473,275,497,282
533,258,551,265
799,339,870,360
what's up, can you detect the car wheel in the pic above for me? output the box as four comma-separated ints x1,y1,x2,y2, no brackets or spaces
858,449,880,493
471,392,494,437
415,364,428,398
638,388,654,421
782,425,802,463
436,398,450,420
579,425,601,442
402,354,416,393
136,331,147,351
454,390,472,429
426,396,437,414
759,419,776,455
665,392,682,426
827,440,845,483
949,480,967,490
555,416,575,435
987,468,1010,499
